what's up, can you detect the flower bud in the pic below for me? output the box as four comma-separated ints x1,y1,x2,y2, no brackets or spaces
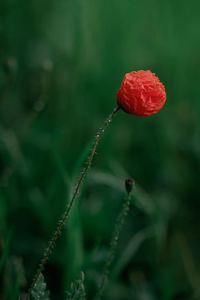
125,178,135,194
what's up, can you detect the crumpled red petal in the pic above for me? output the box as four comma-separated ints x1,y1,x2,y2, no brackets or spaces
117,70,166,116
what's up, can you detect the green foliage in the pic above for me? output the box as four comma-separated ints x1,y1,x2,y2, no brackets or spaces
0,229,12,272
1,0,200,299
66,272,86,300
31,273,50,300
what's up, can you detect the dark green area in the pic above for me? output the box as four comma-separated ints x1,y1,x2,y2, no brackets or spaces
1,0,200,299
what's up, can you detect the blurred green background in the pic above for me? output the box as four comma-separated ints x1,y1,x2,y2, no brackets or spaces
1,0,200,299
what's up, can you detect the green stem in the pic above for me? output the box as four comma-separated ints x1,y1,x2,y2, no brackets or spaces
96,191,132,300
26,106,120,298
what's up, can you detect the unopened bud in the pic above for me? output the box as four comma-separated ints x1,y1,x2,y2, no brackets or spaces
125,178,135,194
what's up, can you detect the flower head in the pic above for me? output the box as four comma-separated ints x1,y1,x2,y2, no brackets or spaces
117,70,166,116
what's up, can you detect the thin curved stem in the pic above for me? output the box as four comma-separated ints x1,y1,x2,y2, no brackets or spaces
96,191,132,300
26,106,120,298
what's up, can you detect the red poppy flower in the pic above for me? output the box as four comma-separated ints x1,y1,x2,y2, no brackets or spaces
117,70,166,116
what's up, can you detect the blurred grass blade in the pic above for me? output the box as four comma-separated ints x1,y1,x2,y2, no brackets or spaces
112,227,154,278
133,187,156,216
71,140,93,180
176,233,200,299
0,229,12,272
51,151,71,187
88,170,125,192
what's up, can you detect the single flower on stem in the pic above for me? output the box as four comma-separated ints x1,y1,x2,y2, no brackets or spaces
26,70,166,298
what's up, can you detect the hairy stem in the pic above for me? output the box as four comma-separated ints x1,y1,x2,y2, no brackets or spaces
96,191,132,300
26,106,120,298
